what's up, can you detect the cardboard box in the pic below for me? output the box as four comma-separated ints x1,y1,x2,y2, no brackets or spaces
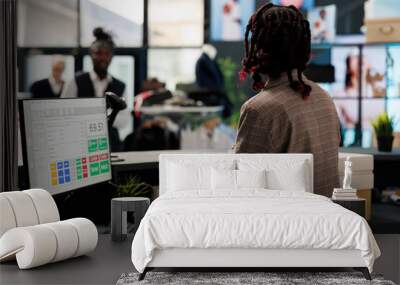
365,17,400,43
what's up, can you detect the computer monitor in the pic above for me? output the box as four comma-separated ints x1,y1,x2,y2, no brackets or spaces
19,98,112,195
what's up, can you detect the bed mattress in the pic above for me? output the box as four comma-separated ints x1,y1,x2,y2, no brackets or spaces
131,190,380,273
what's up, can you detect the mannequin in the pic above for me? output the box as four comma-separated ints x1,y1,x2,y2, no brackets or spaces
202,44,217,60
195,44,223,91
195,44,231,117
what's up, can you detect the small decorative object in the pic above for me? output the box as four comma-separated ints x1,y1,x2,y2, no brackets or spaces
332,157,358,200
343,156,352,190
371,112,395,152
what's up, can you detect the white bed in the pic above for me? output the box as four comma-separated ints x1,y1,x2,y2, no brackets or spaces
131,154,380,280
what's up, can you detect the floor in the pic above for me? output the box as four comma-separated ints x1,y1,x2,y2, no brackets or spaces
0,234,134,285
1,233,398,285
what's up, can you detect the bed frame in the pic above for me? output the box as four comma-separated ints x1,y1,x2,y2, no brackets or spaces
138,154,372,281
139,248,371,280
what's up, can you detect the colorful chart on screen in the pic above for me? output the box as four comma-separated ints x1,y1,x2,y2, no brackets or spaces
21,98,111,195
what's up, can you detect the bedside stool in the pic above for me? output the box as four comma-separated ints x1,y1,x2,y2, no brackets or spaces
111,197,150,242
332,198,366,218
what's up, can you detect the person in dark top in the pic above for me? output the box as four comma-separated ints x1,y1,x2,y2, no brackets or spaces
30,56,65,98
62,27,126,99
62,27,129,152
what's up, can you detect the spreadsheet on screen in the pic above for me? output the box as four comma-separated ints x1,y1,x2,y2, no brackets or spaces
21,98,111,195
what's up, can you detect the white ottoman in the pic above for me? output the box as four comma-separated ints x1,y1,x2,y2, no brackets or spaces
0,189,98,269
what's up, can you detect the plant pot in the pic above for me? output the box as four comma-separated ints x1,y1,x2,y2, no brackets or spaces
377,135,394,152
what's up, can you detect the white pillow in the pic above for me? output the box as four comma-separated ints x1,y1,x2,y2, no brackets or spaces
211,168,236,190
266,162,307,191
167,160,235,192
167,162,209,191
238,159,309,192
237,169,267,189
211,168,267,191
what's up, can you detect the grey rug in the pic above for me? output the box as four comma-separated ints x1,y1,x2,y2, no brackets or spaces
117,272,396,285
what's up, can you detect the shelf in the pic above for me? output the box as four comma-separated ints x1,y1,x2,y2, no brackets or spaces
312,42,400,49
331,96,400,100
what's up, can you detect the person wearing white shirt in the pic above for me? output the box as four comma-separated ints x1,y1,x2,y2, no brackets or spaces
62,27,130,151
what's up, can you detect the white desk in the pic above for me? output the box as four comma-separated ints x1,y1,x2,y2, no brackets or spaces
139,105,223,115
111,150,228,166
110,150,229,183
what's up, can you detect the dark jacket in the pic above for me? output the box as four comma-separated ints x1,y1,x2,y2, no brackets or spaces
75,72,125,98
195,53,224,91
30,78,63,98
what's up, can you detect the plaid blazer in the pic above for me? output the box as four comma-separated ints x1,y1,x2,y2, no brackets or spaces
234,71,341,197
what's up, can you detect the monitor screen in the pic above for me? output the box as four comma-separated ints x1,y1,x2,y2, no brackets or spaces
211,0,255,41
20,98,111,195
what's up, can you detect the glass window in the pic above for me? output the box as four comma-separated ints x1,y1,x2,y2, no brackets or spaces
148,0,204,47
387,46,400,98
148,49,202,90
24,54,75,92
80,0,144,47
362,99,386,131
330,46,360,98
387,99,400,131
362,99,386,147
330,46,386,98
18,0,79,47
363,47,386,98
333,99,358,147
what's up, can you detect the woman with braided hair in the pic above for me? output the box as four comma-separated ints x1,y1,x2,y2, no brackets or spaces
234,3,341,197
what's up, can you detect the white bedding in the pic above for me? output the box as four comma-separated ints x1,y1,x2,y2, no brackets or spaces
131,190,380,273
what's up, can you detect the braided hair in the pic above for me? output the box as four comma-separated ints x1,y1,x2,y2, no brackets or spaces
241,3,312,99
91,27,115,51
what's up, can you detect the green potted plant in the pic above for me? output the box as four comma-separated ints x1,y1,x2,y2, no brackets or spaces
217,57,247,128
371,112,395,152
111,176,153,225
112,175,153,199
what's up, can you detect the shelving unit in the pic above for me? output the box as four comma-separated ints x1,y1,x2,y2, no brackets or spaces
312,42,400,147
